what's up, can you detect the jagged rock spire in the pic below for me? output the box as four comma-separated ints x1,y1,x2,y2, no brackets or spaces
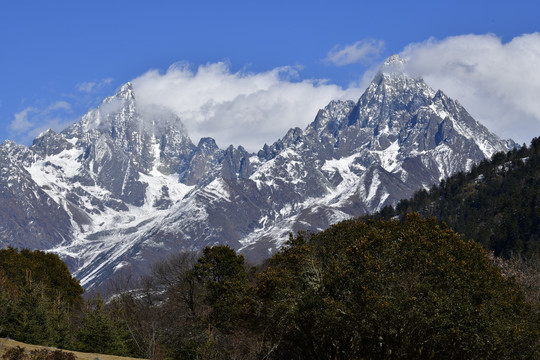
380,54,407,75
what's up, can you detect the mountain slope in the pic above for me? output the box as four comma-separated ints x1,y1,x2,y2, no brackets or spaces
0,55,515,289
0,140,72,250
368,136,540,256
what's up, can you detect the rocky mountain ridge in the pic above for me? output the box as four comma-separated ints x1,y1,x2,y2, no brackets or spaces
0,56,514,288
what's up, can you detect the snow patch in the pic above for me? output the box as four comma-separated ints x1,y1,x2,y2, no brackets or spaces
366,171,381,204
370,141,400,172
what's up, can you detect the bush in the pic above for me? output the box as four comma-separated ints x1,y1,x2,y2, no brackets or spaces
255,214,540,359
1,347,76,360
2,346,27,360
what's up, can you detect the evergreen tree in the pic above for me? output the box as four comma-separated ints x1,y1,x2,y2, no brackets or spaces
48,293,73,348
0,248,83,306
75,294,131,355
192,245,250,331
255,214,540,359
6,279,53,345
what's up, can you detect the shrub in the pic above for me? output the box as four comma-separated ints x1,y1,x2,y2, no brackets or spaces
255,214,540,359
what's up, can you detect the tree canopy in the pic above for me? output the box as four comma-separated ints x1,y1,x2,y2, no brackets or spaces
253,214,539,359
0,248,83,306
0,248,83,348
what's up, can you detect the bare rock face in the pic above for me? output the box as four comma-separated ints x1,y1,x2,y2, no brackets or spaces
0,56,515,289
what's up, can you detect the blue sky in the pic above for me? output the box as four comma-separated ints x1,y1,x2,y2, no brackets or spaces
1,1,539,150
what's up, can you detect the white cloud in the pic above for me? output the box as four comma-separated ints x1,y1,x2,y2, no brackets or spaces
400,33,540,145
131,62,364,151
10,107,37,133
9,102,74,145
76,78,114,93
325,39,385,66
47,101,71,111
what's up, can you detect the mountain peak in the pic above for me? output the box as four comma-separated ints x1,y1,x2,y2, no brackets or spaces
384,54,405,65
310,100,355,134
380,54,407,76
0,54,517,290
35,128,56,139
116,82,135,100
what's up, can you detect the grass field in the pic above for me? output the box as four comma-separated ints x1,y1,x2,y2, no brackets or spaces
0,338,144,360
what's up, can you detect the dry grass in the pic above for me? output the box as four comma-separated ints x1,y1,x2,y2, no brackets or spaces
0,338,144,360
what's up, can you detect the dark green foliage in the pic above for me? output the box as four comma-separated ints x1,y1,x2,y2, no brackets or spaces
0,275,71,348
4,281,53,346
254,214,539,359
0,249,80,348
0,269,17,332
0,248,83,306
47,294,73,349
192,245,250,330
372,137,540,257
0,249,139,357
74,295,132,356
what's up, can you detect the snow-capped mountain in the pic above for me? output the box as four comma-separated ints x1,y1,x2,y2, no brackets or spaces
0,55,514,289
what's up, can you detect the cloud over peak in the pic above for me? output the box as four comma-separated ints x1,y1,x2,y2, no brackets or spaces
129,33,540,152
401,33,540,144
131,62,363,151
10,33,538,151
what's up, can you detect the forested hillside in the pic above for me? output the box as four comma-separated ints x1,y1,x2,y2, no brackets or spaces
0,249,134,355
370,137,540,256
